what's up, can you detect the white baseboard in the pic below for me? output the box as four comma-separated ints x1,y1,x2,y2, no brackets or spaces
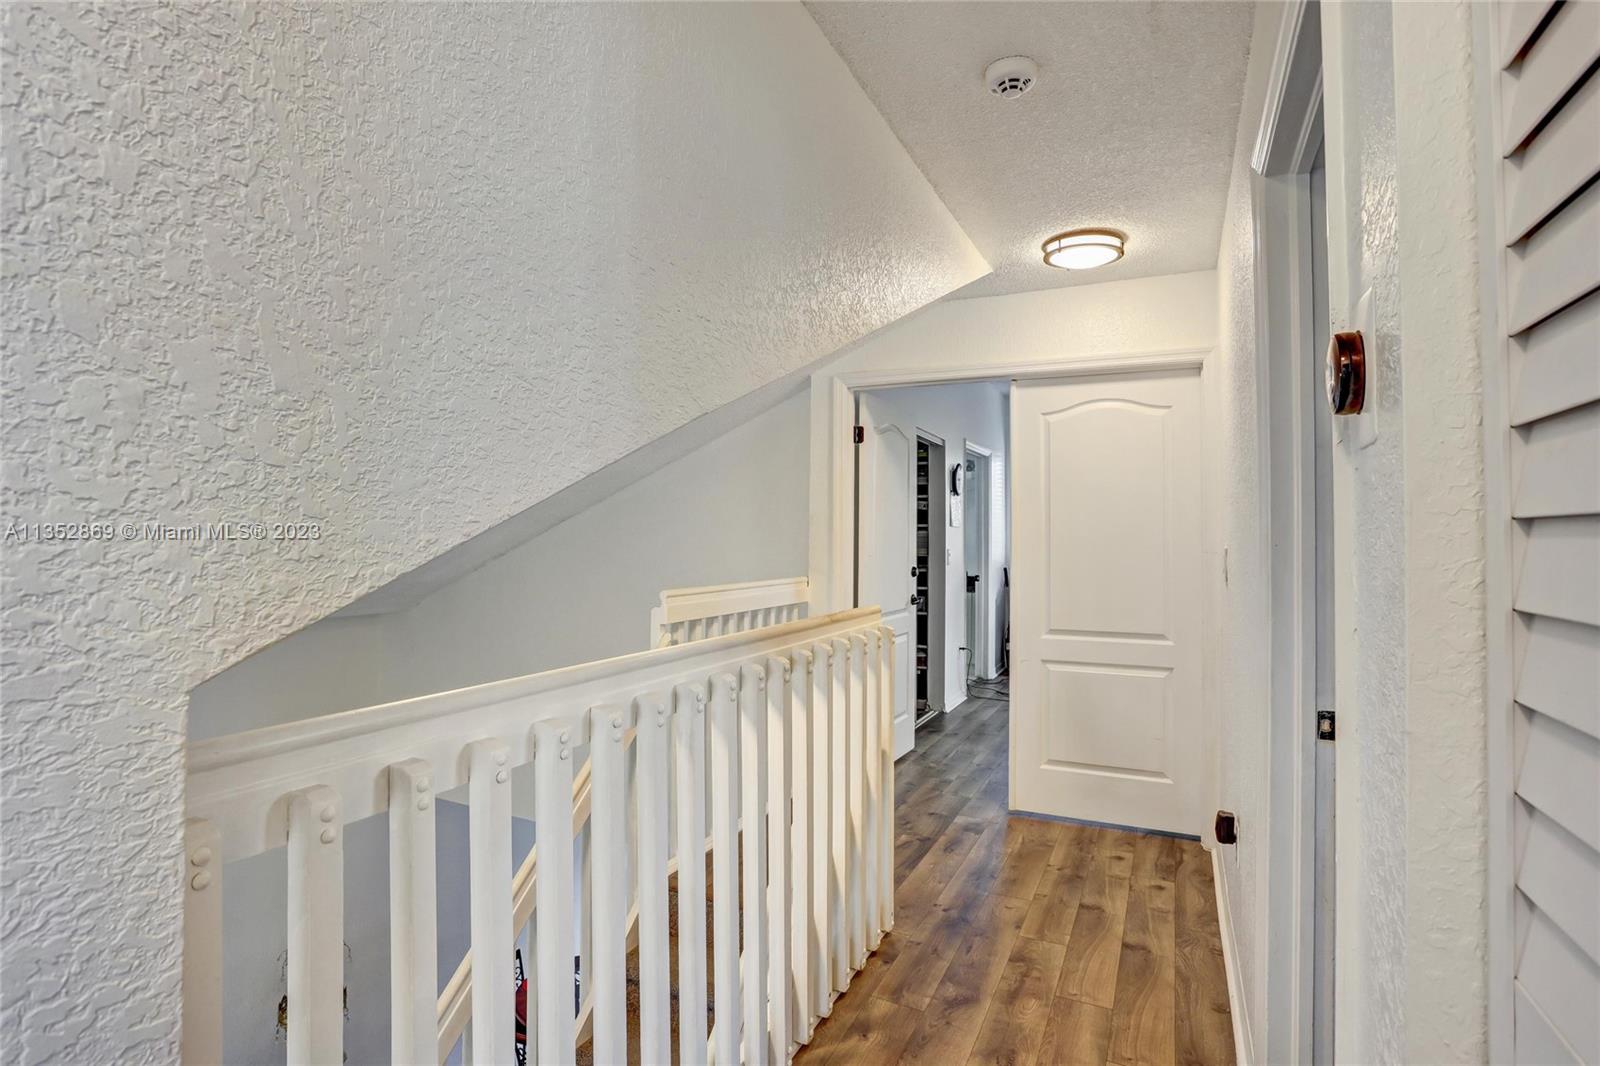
1211,847,1255,1066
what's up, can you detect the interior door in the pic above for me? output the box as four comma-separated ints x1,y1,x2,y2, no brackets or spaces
1010,371,1204,834
857,394,917,758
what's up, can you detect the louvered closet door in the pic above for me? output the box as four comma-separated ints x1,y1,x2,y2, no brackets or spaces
1490,4,1600,1063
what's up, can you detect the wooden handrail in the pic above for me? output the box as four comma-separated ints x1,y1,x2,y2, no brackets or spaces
650,576,809,646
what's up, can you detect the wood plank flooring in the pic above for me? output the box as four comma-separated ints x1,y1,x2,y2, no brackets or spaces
795,695,1235,1066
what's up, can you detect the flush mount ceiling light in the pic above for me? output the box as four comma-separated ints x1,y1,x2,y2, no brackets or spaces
1042,229,1126,270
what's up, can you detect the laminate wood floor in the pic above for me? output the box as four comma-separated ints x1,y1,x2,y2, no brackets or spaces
795,694,1236,1066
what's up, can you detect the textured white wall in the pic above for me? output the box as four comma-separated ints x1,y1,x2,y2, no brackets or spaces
1387,2,1488,1059
1324,6,1419,1062
1205,4,1280,1058
381,391,811,702
188,616,387,741
0,3,987,1058
1209,3,1490,1061
190,391,811,735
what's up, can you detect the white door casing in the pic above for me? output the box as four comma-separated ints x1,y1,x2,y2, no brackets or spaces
857,394,917,759
1010,372,1205,835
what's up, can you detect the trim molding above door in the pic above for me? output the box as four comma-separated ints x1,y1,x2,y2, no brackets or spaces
817,347,1211,617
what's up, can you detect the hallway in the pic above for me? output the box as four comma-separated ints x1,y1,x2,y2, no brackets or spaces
797,695,1235,1066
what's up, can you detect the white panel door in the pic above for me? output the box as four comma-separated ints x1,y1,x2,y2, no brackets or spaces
1010,372,1204,834
857,394,917,759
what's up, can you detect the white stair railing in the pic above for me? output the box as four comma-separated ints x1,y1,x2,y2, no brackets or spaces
651,576,809,647
182,605,891,1066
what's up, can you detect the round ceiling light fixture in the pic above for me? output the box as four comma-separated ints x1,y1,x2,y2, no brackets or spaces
1041,228,1126,270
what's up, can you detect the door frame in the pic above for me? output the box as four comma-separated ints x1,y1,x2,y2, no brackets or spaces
819,350,1209,617
963,442,994,684
817,349,1208,764
1251,1,1329,1061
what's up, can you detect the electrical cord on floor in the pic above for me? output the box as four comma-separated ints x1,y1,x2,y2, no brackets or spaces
966,674,1010,700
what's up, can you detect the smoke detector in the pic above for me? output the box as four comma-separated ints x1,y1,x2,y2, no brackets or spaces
984,56,1038,99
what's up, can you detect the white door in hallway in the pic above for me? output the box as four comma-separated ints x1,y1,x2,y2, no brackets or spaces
857,393,917,758
1010,371,1204,834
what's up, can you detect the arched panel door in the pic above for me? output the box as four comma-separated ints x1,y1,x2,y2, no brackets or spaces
1010,372,1204,834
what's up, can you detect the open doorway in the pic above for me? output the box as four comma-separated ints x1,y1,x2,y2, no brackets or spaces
854,381,1011,759
839,361,1232,1058
853,364,1210,842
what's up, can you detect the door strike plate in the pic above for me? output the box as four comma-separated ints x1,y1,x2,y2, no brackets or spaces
1317,710,1336,741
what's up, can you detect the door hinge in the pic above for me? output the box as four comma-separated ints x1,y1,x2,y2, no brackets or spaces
1316,709,1336,741
853,425,865,444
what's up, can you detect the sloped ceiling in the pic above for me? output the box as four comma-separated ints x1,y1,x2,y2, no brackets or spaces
807,1,1253,298
0,3,986,1057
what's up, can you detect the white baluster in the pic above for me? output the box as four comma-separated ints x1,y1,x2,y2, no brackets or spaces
879,625,897,932
575,819,592,1015
534,718,580,1064
860,633,882,950
788,651,813,1039
286,785,343,1066
708,672,743,1066
830,638,855,992
849,633,870,968
635,693,674,1065
739,664,770,1066
766,655,793,1063
810,641,834,1016
182,819,223,1066
673,683,710,1065
589,704,632,1066
625,714,641,913
388,760,438,1066
467,740,513,1066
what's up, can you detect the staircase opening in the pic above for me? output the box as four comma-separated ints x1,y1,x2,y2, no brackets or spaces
183,579,889,1065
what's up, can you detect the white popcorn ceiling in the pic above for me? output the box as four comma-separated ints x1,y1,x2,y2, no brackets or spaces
0,2,988,1058
806,0,1253,299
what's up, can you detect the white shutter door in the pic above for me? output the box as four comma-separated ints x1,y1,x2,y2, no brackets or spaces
1489,5,1600,1063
